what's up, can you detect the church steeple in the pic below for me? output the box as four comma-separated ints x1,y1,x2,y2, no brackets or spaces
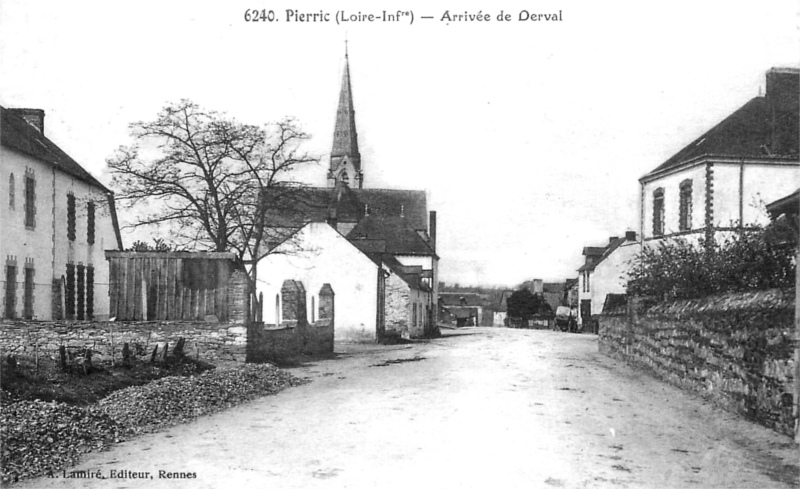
328,44,363,188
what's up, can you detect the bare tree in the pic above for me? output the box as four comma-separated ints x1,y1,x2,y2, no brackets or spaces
108,99,318,313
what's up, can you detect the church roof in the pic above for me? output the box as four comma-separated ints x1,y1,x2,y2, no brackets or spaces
351,188,428,230
1,105,109,192
347,215,436,256
260,185,429,231
330,51,360,169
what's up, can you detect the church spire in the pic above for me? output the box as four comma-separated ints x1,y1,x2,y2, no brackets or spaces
328,43,363,188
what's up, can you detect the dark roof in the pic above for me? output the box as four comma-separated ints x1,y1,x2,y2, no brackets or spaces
351,188,428,231
582,247,606,257
260,185,429,231
578,236,630,272
766,189,799,219
444,306,479,319
439,292,483,307
565,278,578,289
347,215,435,256
643,69,799,180
260,183,363,228
1,106,109,191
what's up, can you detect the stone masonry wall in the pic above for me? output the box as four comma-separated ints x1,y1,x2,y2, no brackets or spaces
385,272,410,339
599,289,797,437
247,281,334,363
0,319,248,364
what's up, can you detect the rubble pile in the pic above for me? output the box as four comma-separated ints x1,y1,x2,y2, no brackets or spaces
1,364,305,483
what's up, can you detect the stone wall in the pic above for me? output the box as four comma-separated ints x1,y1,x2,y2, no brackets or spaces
0,319,248,364
246,281,334,363
385,272,410,339
599,289,797,437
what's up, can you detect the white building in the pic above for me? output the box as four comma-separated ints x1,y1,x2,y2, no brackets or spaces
577,233,638,328
1,106,122,320
255,221,432,341
640,68,799,244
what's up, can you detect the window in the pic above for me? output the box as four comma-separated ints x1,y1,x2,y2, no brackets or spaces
67,193,76,241
8,174,14,210
4,263,17,318
311,296,316,323
679,180,692,231
275,294,280,326
24,171,35,229
340,170,350,186
23,266,34,319
653,188,665,236
66,264,75,319
583,271,590,293
87,202,96,245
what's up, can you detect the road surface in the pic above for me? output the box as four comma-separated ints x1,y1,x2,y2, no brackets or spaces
19,327,799,489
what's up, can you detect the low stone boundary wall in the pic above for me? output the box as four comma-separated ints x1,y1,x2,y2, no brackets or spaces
0,319,248,364
599,289,797,438
247,280,334,363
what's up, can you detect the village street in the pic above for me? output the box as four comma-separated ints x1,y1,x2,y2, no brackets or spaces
20,328,799,489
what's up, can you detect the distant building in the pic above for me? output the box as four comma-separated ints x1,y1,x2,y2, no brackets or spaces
640,68,799,245
438,292,483,327
577,232,638,329
1,106,122,320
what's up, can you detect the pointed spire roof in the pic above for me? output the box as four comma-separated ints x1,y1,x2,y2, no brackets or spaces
330,47,360,166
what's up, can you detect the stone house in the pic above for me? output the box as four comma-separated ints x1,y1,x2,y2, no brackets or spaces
1,106,122,321
577,232,638,328
640,67,799,245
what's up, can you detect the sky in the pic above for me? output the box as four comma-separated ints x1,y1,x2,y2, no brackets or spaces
1,0,798,287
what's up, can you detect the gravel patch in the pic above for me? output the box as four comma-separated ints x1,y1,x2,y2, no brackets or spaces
1,364,305,483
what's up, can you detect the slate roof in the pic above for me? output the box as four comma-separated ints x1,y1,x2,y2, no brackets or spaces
347,215,436,256
578,237,629,272
439,292,483,307
351,188,428,231
766,189,799,219
1,106,109,192
260,185,429,231
642,69,799,181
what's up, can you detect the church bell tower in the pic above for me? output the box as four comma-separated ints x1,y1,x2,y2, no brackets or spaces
328,44,363,188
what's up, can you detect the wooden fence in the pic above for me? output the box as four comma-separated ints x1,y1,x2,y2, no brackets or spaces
105,252,237,322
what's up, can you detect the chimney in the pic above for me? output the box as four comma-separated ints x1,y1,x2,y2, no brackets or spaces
765,67,799,156
609,236,619,244
625,231,637,241
429,211,437,253
10,108,45,134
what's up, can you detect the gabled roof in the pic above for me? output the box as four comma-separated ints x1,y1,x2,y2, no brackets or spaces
582,247,606,257
260,185,428,231
351,188,428,231
1,105,109,192
347,215,436,256
642,68,799,181
766,189,799,219
578,237,629,272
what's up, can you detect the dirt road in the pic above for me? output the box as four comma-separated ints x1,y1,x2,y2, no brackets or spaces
19,328,799,489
